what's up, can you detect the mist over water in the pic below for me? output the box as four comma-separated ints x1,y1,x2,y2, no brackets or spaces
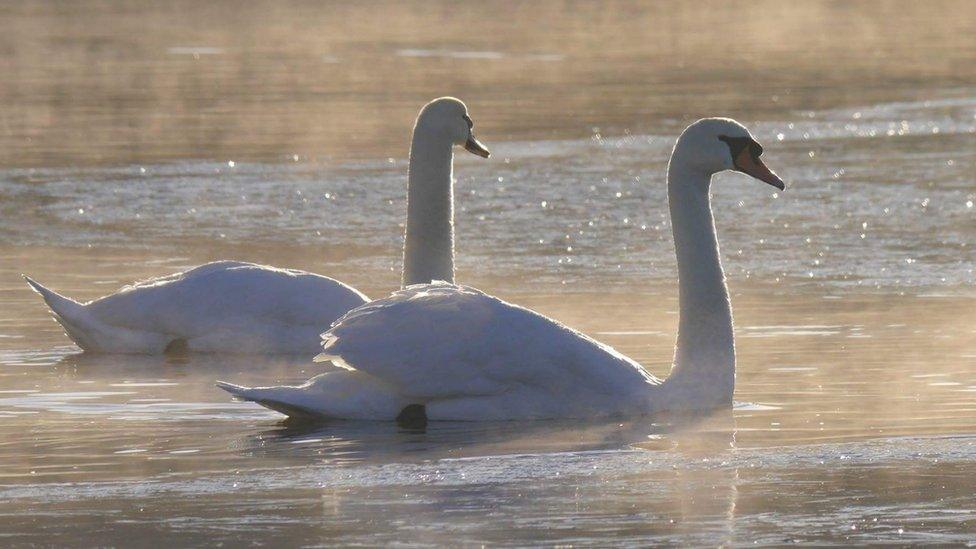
1,0,975,545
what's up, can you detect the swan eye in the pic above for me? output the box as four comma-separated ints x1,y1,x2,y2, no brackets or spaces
462,114,474,130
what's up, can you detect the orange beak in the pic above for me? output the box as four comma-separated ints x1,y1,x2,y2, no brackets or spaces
464,136,491,158
734,148,785,190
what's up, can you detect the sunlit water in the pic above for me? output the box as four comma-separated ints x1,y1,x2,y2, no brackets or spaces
1,0,975,545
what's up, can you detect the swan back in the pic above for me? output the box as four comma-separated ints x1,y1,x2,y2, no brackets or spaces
315,282,661,419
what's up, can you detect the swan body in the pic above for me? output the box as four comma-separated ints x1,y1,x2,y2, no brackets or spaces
219,117,786,418
219,282,663,420
26,97,490,355
25,262,367,355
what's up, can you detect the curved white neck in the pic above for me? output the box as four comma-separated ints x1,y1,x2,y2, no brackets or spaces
402,126,455,287
662,156,735,407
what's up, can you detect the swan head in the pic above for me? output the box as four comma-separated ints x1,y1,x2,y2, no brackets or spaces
416,97,491,158
673,118,785,190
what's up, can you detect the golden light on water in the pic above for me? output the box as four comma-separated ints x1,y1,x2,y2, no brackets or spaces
1,1,974,166
0,0,975,545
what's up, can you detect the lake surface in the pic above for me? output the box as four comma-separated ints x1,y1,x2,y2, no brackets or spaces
1,0,975,545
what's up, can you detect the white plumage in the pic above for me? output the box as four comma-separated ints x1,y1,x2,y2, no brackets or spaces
321,282,660,419
218,282,661,420
26,261,367,355
219,118,787,420
25,97,489,355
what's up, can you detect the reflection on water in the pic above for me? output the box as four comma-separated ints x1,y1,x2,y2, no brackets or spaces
1,288,975,544
1,0,975,545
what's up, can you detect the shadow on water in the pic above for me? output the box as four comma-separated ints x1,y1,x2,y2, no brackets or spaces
46,349,311,378
0,348,319,422
231,409,745,546
240,407,737,464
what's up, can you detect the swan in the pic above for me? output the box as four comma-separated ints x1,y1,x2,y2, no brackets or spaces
217,117,786,421
24,97,491,355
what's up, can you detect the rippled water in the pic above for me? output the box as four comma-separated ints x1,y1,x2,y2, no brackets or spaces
1,0,975,545
4,93,974,291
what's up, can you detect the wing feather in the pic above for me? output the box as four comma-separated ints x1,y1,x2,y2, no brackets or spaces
316,282,658,401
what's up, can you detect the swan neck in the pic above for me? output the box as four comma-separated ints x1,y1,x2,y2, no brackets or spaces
663,157,735,407
402,126,455,287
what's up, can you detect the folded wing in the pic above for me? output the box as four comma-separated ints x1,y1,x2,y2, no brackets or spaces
316,282,660,404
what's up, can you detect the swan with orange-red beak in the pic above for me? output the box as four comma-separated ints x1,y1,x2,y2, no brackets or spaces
219,117,787,424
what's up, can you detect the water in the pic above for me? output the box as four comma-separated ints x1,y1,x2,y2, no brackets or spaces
1,0,975,545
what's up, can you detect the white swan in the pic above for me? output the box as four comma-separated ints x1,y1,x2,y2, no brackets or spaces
24,97,490,355
218,118,786,420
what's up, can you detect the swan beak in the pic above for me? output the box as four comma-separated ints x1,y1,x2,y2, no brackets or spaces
464,136,491,158
735,149,785,191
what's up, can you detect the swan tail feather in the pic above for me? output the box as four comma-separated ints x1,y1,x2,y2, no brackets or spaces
217,371,409,421
23,275,101,351
216,380,323,420
23,275,84,319
214,380,254,399
23,275,171,353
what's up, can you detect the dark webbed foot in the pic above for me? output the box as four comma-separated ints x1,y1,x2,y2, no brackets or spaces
164,338,189,355
396,404,427,429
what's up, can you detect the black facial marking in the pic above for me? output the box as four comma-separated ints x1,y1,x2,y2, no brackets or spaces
462,114,474,130
718,135,762,163
750,140,763,158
